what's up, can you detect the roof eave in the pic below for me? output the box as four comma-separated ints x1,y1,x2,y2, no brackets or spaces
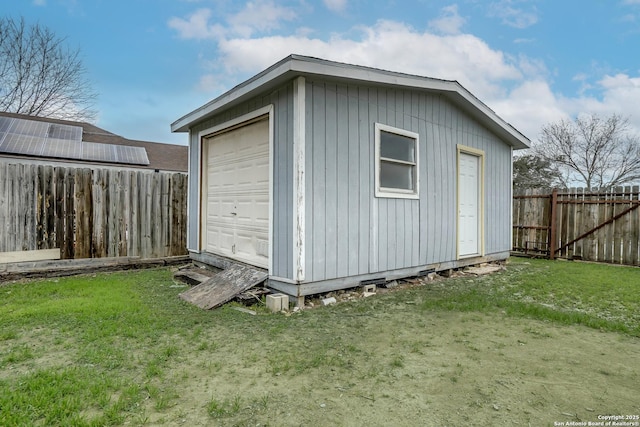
171,55,530,149
171,55,297,133
442,89,530,150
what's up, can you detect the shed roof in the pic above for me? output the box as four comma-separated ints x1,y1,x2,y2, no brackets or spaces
0,111,188,172
171,54,529,150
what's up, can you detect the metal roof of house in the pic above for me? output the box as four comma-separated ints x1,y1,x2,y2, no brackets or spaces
171,54,530,150
0,112,188,172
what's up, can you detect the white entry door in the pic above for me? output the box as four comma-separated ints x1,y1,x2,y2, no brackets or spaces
202,118,270,268
458,151,482,257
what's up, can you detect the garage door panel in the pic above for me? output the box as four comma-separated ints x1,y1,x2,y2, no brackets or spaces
236,232,269,260
254,200,269,216
254,156,269,172
211,172,236,188
217,231,235,257
237,166,268,185
207,199,235,220
202,118,269,269
236,199,266,218
252,201,270,224
205,227,233,256
255,238,269,258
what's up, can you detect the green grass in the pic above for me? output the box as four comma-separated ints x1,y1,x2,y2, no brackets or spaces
206,395,242,419
0,260,638,425
421,258,640,336
0,269,219,426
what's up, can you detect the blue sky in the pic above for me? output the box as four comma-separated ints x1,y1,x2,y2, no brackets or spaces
3,0,640,146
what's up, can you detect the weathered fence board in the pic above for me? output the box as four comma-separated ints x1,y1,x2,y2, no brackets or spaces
513,188,640,266
512,192,551,254
0,162,188,260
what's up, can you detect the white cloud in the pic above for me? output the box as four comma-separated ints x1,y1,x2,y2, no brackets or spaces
33,0,46,5
493,72,640,142
428,4,466,35
169,2,640,144
168,8,224,39
216,19,522,101
555,74,640,135
228,0,297,38
596,74,640,120
489,0,538,29
324,0,347,13
572,73,594,95
516,55,548,79
197,74,226,93
599,73,640,90
169,1,297,40
219,24,640,142
490,80,569,141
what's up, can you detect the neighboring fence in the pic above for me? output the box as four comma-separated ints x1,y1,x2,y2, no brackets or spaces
0,162,188,260
513,187,640,266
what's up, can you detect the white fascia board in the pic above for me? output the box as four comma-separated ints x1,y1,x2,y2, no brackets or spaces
288,55,455,92
444,87,530,150
171,58,294,133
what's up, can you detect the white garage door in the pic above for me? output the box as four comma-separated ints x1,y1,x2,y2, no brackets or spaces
202,118,269,268
458,151,481,257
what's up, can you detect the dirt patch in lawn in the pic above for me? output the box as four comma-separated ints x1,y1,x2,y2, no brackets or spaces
136,310,639,426
2,265,638,426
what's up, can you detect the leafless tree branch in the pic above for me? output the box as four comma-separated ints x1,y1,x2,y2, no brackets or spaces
0,17,97,122
534,114,640,190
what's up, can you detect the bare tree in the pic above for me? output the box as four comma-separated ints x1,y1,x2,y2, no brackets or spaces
535,114,640,190
0,17,97,122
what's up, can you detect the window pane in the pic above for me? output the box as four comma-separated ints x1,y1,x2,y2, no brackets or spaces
380,161,414,190
380,131,415,163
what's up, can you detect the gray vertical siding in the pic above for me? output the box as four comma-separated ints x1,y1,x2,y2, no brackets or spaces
187,84,294,280
186,76,513,285
304,79,512,283
186,135,199,251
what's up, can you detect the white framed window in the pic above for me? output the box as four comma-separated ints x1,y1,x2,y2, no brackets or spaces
375,123,419,199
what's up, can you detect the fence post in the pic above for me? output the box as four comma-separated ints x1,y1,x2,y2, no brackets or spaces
549,188,558,260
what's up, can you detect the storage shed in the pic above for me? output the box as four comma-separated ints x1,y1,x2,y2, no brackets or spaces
171,55,529,303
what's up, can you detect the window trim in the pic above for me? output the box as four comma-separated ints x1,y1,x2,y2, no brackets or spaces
374,123,419,199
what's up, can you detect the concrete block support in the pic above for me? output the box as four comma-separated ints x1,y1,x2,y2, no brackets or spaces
266,293,289,312
362,284,376,293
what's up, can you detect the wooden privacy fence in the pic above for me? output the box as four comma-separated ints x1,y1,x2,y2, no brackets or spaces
513,187,640,266
0,162,188,260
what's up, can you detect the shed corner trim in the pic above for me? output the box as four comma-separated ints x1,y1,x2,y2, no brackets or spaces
293,76,306,282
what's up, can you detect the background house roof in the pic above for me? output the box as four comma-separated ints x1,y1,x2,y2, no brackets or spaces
0,112,188,172
172,54,530,150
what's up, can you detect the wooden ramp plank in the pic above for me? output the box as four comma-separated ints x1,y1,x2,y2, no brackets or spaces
0,248,60,264
179,263,268,310
173,269,217,286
